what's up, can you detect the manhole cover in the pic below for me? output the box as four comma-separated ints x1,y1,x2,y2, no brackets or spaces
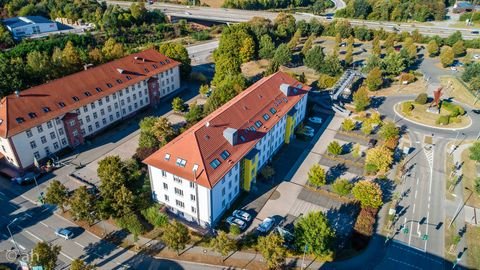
270,190,280,200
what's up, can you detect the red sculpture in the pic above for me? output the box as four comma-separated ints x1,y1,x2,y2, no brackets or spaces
431,87,443,107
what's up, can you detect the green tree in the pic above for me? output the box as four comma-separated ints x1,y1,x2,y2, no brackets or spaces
185,101,204,124
44,180,68,213
440,46,455,67
381,52,406,76
70,186,97,225
342,118,356,131
113,185,135,217
98,155,127,210
304,46,325,72
335,33,342,48
301,34,315,56
30,242,61,270
322,54,343,76
365,145,393,173
404,37,417,59
102,38,124,60
378,121,399,140
239,36,255,63
130,2,146,21
363,54,381,73
260,165,275,180
427,40,439,57
259,35,276,59
294,211,334,260
352,143,362,158
116,212,145,242
162,220,190,255
344,41,353,66
159,42,191,78
62,41,81,71
474,178,480,195
141,205,168,228
27,51,51,80
199,84,210,96
70,258,97,270
365,67,383,91
361,121,373,135
273,12,296,39
327,141,343,156
352,180,383,208
332,178,354,196
469,141,480,163
88,48,104,64
288,29,302,50
172,97,185,113
138,117,161,149
372,35,381,56
452,40,466,57
308,164,326,188
272,43,292,66
415,93,428,104
257,232,287,270
384,33,396,51
210,231,236,260
153,117,177,147
353,87,370,112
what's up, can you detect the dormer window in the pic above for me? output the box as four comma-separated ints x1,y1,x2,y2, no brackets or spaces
152,64,158,69
106,83,113,88
16,117,25,123
255,120,262,128
126,75,132,80
240,135,246,142
116,79,122,84
220,150,230,160
84,91,92,97
42,107,51,113
96,87,102,92
144,68,149,73
269,108,277,114
165,153,170,160
58,102,66,108
210,159,221,169
263,113,270,121
165,59,170,63
72,96,79,102
28,112,37,119
176,158,187,167
160,61,165,65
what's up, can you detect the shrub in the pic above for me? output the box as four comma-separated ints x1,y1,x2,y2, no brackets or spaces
332,178,353,196
141,205,168,228
352,143,362,158
414,93,428,104
475,178,480,195
327,141,343,156
361,121,373,135
436,115,450,125
399,72,416,84
342,118,356,131
230,224,241,236
318,74,338,89
191,30,210,41
353,207,378,237
365,163,378,174
402,102,414,113
441,101,465,117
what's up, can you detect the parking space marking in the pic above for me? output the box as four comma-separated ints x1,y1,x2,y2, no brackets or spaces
75,241,85,248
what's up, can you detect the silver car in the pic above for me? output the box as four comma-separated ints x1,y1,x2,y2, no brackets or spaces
55,228,73,240
233,210,252,222
226,216,247,230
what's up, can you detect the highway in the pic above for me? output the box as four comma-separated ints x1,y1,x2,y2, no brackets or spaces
107,0,480,39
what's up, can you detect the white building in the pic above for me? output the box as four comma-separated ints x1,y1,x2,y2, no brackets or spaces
144,72,309,227
2,16,58,39
0,49,180,171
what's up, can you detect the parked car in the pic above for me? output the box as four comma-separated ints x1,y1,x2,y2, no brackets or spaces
472,30,479,34
301,130,314,137
474,54,480,60
233,210,252,222
304,125,314,132
368,139,378,148
11,172,39,185
326,16,333,20
55,228,73,240
257,217,275,233
226,216,247,230
308,117,322,124
450,66,457,71
472,109,480,114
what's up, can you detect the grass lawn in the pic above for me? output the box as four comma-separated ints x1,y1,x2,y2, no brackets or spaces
396,101,471,129
465,225,480,268
444,218,459,262
440,76,480,109
370,80,426,97
461,147,480,208
445,145,456,201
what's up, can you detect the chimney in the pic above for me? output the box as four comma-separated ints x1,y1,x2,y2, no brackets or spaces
223,128,238,146
14,90,20,98
205,121,210,127
84,63,94,70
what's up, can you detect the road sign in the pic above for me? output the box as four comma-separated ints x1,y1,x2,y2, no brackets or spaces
422,234,429,240
403,228,409,234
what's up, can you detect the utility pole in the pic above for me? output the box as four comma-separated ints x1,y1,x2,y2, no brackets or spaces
449,187,473,228
7,218,20,253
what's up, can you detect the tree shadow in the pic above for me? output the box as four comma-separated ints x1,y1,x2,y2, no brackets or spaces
370,96,386,109
81,230,130,266
326,203,360,248
326,163,348,184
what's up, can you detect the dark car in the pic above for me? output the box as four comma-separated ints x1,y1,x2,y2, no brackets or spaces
472,30,479,34
11,172,39,185
472,109,480,114
368,139,378,148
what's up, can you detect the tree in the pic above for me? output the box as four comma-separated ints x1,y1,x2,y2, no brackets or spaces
363,54,381,73
365,67,383,91
30,242,61,270
404,37,417,59
322,54,343,76
259,35,276,59
440,46,455,67
70,258,96,270
88,48,104,64
130,2,146,21
199,84,210,96
257,232,287,269
452,40,466,57
239,36,255,63
260,165,275,180
294,211,334,260
352,180,383,208
475,178,480,195
372,35,381,56
141,205,168,228
272,44,292,66
353,87,370,112
342,118,355,131
335,33,342,48
415,93,428,104
116,212,145,242
301,34,315,56
210,231,236,260
62,41,81,71
287,29,302,50
332,178,353,196
365,145,393,173
462,62,480,83
185,101,204,124
352,143,362,158
304,46,325,72
384,33,396,51
159,42,191,78
327,141,343,156
113,185,135,217
308,164,326,188
361,121,373,135
427,40,439,57
470,141,480,163
26,51,51,79
162,220,190,255
381,52,406,76
70,186,97,225
98,156,127,206
378,121,399,140
44,180,68,213
102,38,124,60
172,97,185,113
344,41,353,66
153,117,177,147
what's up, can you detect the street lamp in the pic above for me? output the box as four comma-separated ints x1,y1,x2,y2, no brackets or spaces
7,218,20,252
449,187,473,228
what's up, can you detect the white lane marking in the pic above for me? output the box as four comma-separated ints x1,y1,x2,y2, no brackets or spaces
414,190,418,199
59,251,74,261
24,230,42,241
412,204,416,214
387,258,423,269
75,241,85,248
40,222,48,228
0,191,5,196
18,244,26,250
424,211,430,251
409,218,414,245
24,213,32,218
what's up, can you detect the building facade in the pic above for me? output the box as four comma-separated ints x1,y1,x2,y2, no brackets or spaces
144,72,309,227
2,16,59,39
0,49,180,170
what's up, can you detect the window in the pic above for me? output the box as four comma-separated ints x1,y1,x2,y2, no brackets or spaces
81,129,85,135
53,142,59,150
86,115,91,123
96,87,103,92
109,115,114,121
240,135,246,142
50,132,56,140
45,147,50,156
191,207,196,213
79,119,83,125
176,158,187,167
61,138,67,145
176,200,185,208
43,107,51,113
98,99,103,106
93,112,98,119
153,64,158,69
165,153,171,160
46,121,52,129
161,170,167,177
58,102,66,108
189,182,195,189
263,113,270,121
127,97,131,103
102,118,107,125
33,151,40,159
114,103,119,109
83,106,88,113
163,183,168,190
72,96,79,102
30,141,37,149
116,112,120,118
28,112,37,119
210,159,221,169
190,194,196,201
69,120,75,127
222,200,226,208
107,105,112,112
269,108,277,114
164,195,169,202
58,128,64,135
174,188,184,196
173,176,182,184
16,117,24,124
84,91,92,97
26,130,32,138
88,125,92,132
255,120,262,128
106,96,110,102
91,103,96,109
37,125,43,133
95,122,100,128
126,75,132,80
72,130,78,137
222,187,225,196
116,79,122,84
220,150,230,160
100,109,105,116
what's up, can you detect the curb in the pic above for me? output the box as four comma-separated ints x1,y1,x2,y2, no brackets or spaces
393,102,473,131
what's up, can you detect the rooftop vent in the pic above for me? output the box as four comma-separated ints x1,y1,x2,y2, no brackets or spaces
205,121,210,127
14,90,20,98
134,56,145,62
84,63,94,70
117,68,125,74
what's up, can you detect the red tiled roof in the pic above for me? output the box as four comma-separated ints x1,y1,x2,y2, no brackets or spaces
143,71,310,189
0,49,180,138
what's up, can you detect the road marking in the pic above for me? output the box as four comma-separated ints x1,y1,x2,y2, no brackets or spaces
18,244,25,250
40,221,49,228
75,241,85,248
0,191,5,196
414,190,418,199
24,213,32,218
59,251,74,261
412,204,416,214
24,230,42,241
387,258,423,269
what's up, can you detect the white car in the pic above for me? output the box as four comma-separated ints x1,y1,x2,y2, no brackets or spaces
257,217,275,233
302,130,314,137
474,54,480,60
184,11,192,15
226,216,247,230
304,125,314,132
450,66,457,71
308,117,323,124
55,228,73,240
233,210,252,222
